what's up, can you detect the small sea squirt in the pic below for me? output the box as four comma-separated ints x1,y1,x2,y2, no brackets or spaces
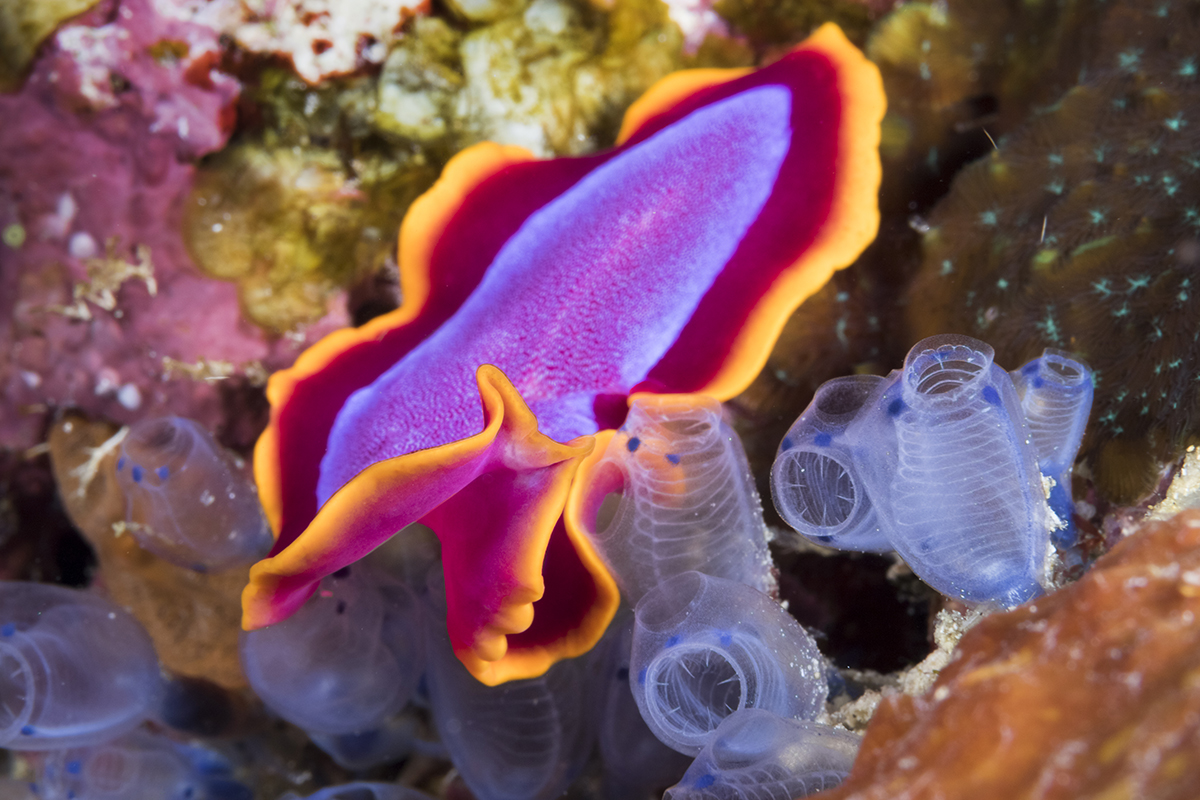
566,393,775,605
117,416,274,572
244,23,886,684
0,582,163,751
630,571,827,756
665,708,860,800
773,335,1093,607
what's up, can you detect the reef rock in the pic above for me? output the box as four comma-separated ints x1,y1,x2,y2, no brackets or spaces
714,0,879,56
902,0,1200,502
0,0,348,451
814,509,1200,800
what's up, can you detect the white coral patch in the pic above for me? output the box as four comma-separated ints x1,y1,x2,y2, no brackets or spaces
662,0,729,54
232,0,428,84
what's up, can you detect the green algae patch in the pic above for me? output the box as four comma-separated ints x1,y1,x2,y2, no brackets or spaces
184,143,436,334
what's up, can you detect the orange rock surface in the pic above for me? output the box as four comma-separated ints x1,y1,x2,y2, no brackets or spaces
816,510,1200,800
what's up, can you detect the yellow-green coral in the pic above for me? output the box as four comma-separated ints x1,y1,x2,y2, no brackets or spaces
375,0,707,157
185,143,436,334
0,0,100,91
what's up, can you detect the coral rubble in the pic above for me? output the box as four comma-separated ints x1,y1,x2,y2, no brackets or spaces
817,509,1200,800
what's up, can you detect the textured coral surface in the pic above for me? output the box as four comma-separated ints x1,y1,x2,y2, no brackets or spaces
901,0,1200,502
815,509,1200,800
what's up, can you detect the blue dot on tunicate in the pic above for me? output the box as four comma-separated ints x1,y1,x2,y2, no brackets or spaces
21,725,35,735
814,432,832,447
665,634,680,647
665,453,680,464
1,623,14,637
65,761,82,775
116,456,126,471
627,437,641,452
982,385,1001,406
695,774,717,789
887,398,905,417
781,436,793,450
638,668,647,685
131,465,144,483
719,633,733,646
155,466,169,480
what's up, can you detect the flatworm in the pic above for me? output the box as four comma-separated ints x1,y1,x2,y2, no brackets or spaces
243,23,885,685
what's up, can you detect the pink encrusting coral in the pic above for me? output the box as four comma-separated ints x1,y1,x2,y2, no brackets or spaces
0,0,349,450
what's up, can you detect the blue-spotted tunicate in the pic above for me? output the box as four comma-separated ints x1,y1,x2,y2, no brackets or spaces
768,374,893,553
0,582,163,750
116,416,273,572
307,714,436,772
32,729,251,800
594,612,692,800
422,569,596,800
772,334,1093,607
630,571,827,756
239,564,424,736
574,395,775,604
1010,349,1094,548
664,708,860,800
280,782,434,800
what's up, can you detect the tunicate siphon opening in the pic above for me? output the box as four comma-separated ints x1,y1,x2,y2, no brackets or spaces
1040,350,1089,386
771,448,859,532
130,417,188,454
904,335,994,403
647,643,745,746
624,396,723,458
709,708,787,768
0,640,34,742
635,571,707,633
812,375,884,425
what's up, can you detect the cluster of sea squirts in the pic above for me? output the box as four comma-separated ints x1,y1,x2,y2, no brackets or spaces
6,325,1097,798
